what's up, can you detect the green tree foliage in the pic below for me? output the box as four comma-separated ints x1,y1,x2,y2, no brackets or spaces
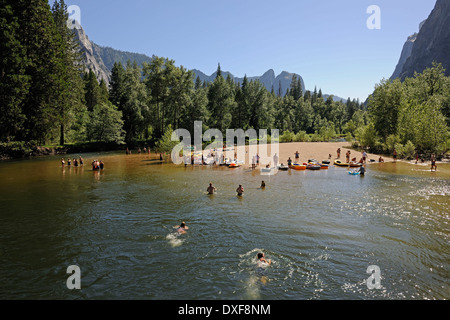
84,69,104,111
155,124,179,154
207,74,234,133
368,78,404,140
109,61,126,108
51,0,85,145
122,61,149,142
367,63,449,156
0,1,30,141
87,101,125,143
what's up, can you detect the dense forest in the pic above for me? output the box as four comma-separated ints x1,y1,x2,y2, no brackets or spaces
1,0,449,159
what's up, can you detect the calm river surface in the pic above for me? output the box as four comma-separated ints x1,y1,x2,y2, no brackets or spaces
0,152,448,299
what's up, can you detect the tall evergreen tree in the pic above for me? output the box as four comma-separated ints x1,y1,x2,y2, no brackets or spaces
84,69,103,112
51,0,85,145
18,0,67,143
207,74,233,133
109,61,125,109
0,0,29,141
216,63,222,79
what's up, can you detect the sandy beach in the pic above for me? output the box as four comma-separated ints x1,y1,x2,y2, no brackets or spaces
218,141,393,166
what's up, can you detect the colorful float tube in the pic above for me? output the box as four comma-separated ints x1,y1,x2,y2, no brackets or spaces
334,160,349,167
289,163,307,170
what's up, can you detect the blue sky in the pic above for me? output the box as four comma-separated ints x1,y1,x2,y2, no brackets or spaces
61,0,436,101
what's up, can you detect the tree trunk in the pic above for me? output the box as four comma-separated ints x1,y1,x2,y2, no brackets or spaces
60,123,65,146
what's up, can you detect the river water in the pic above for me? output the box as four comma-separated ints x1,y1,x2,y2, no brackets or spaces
0,152,448,299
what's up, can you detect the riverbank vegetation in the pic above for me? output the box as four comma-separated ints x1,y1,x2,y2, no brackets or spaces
1,0,449,160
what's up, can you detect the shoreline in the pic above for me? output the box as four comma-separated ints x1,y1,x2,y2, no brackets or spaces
204,141,395,166
2,141,449,166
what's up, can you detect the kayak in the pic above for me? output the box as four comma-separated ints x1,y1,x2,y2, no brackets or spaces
261,167,273,173
348,171,360,175
334,160,349,167
320,164,329,169
289,164,306,170
229,163,240,168
306,164,321,170
278,165,289,171
322,160,331,164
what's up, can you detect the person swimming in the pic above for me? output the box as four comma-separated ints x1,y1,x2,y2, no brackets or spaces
260,181,266,189
176,222,189,234
256,252,271,266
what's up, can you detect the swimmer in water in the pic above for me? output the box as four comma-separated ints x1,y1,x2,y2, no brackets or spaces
256,252,271,266
175,222,189,234
260,181,266,189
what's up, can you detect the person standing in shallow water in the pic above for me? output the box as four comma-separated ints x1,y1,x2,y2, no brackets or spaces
236,185,244,196
207,183,216,194
431,153,437,172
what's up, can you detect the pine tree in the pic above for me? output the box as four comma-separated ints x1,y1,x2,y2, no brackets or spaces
51,0,85,145
19,0,68,143
216,63,222,79
109,61,125,109
194,76,202,90
0,0,29,141
84,69,102,112
297,78,303,98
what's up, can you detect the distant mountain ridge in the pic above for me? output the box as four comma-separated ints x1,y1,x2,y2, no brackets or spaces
192,68,306,97
73,26,347,100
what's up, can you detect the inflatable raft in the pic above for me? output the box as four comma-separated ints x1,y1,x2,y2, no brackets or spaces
334,160,349,167
289,163,306,170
